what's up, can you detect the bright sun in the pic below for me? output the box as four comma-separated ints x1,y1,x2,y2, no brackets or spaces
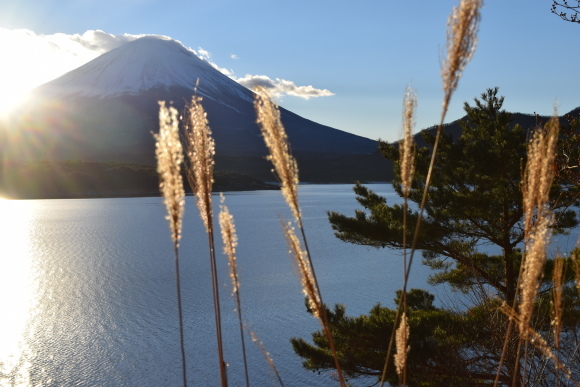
0,32,37,117
0,28,79,118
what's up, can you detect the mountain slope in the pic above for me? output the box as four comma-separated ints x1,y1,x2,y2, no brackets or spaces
1,36,378,172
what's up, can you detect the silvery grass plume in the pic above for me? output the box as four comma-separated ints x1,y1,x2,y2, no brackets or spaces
183,94,227,387
395,88,416,384
281,220,345,386
394,313,410,385
185,95,215,232
155,101,187,387
400,86,417,199
219,195,250,387
522,115,560,237
441,0,482,122
281,220,322,319
519,116,559,332
254,87,300,222
495,115,560,387
156,102,185,244
219,195,240,295
255,87,345,385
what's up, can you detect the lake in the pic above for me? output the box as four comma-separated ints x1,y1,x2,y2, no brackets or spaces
2,184,575,386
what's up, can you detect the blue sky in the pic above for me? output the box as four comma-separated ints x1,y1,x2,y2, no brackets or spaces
0,0,578,142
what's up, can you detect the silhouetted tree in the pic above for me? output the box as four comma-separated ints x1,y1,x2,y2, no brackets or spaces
552,1,580,23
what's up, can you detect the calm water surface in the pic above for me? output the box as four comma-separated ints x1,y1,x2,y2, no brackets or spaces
5,184,575,386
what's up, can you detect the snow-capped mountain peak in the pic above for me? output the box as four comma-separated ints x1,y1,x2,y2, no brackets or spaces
37,36,249,100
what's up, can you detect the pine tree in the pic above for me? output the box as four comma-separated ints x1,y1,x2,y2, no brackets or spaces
292,88,580,385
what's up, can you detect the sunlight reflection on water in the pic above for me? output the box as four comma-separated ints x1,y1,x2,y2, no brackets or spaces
0,199,38,386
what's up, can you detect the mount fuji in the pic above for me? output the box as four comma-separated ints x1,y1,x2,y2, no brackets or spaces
1,36,383,182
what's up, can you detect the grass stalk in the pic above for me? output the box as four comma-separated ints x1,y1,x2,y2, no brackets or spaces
155,101,188,386
255,88,346,386
398,86,416,386
245,325,285,386
381,3,482,384
494,112,560,385
394,313,410,385
184,94,228,386
551,257,564,350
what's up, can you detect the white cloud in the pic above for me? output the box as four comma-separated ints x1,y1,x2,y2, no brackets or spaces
230,54,239,60
235,74,334,100
197,47,211,59
193,47,234,77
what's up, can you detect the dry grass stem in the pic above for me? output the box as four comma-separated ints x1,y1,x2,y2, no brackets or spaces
254,87,300,222
155,101,187,386
246,326,285,386
183,93,227,386
400,86,416,198
381,4,482,385
282,220,322,319
281,219,346,386
551,257,564,349
499,303,571,378
441,0,482,122
573,247,580,296
155,101,185,244
394,313,410,383
185,95,215,232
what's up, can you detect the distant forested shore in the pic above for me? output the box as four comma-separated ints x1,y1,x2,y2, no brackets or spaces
0,160,277,199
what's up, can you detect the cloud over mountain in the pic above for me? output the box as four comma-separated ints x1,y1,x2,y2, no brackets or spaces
236,74,335,100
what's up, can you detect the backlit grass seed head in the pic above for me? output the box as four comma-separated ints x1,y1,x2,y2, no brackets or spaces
155,101,185,244
519,112,559,331
522,114,559,236
519,215,552,331
282,220,321,319
185,95,215,232
441,0,482,121
255,88,300,221
394,313,410,380
219,195,239,294
400,86,417,198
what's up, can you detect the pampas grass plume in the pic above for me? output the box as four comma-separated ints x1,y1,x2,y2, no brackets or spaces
185,95,215,232
400,86,417,198
219,194,250,387
519,113,559,333
441,0,482,121
394,313,410,383
281,220,322,319
219,195,240,294
155,101,185,244
254,87,300,222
